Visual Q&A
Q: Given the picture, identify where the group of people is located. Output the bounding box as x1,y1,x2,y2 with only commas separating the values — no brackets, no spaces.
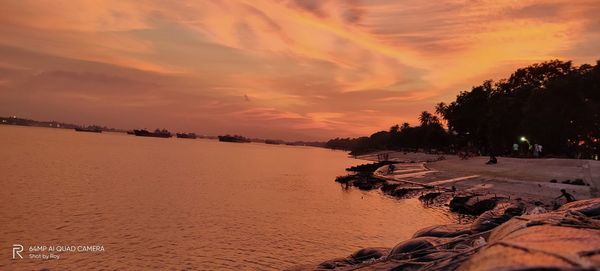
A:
513,142,543,158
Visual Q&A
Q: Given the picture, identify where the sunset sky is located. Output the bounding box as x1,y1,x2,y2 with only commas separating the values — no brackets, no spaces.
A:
1,0,599,140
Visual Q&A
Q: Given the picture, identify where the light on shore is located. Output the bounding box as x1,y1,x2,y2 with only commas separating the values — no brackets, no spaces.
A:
520,136,527,142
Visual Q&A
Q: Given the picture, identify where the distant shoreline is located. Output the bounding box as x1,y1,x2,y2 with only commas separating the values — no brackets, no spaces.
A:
0,116,327,147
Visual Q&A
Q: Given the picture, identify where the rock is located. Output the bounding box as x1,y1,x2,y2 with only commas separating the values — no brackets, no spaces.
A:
335,175,355,184
571,178,586,186
380,182,399,193
450,194,501,215
354,179,377,190
449,195,473,213
346,161,394,173
389,187,422,198
419,192,442,204
413,224,471,238
337,175,384,191
348,247,389,262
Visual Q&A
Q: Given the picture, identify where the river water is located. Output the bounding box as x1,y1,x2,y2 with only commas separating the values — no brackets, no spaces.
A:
0,125,453,270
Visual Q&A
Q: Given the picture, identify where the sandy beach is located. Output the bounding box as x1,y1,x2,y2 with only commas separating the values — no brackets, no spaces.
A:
358,152,598,202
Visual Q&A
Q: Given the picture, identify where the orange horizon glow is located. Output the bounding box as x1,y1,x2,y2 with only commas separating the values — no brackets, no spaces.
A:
0,0,599,140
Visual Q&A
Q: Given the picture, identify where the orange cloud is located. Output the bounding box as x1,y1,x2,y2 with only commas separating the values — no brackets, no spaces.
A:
0,0,599,140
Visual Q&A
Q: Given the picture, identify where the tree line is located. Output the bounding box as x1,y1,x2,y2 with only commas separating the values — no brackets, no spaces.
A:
326,60,600,159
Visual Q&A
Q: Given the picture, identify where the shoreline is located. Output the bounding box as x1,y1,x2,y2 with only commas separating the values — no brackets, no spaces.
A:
364,151,597,201
290,152,600,270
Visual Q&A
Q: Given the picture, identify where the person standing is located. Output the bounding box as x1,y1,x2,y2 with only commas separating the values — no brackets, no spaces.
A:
556,189,576,203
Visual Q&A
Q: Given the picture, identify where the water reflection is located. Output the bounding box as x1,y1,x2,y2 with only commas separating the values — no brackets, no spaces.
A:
0,126,453,270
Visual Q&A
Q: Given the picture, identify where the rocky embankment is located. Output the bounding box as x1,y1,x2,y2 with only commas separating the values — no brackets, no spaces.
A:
290,198,600,270
290,159,600,270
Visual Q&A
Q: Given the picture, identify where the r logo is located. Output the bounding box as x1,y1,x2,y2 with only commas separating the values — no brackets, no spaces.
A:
12,244,23,259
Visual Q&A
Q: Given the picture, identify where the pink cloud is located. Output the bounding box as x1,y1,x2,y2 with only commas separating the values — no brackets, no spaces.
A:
0,0,599,140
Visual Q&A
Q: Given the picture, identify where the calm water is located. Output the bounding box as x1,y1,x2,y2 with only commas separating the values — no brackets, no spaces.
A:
0,125,452,270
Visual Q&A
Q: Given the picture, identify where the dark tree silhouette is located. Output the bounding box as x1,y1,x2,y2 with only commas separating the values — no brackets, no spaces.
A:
326,59,600,159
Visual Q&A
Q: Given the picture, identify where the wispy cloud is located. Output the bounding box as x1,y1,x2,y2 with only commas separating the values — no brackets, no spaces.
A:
0,0,598,140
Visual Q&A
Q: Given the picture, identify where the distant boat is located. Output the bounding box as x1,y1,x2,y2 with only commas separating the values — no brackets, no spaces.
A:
265,139,283,145
133,129,172,138
176,133,197,139
75,127,102,133
218,135,251,143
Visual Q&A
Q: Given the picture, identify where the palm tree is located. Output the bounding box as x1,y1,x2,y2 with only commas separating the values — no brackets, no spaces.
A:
435,102,447,116
419,111,433,126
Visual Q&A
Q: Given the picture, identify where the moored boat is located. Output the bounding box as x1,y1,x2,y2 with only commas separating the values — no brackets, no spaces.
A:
264,139,283,145
75,126,102,133
176,132,197,139
218,135,251,143
133,129,172,138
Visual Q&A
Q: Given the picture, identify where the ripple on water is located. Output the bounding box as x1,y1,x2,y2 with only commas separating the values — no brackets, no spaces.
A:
1,126,454,270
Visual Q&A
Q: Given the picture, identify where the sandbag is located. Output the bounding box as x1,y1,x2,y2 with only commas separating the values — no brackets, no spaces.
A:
389,237,445,259
559,198,600,217
461,204,600,271
489,211,581,242
459,224,600,271
413,224,471,238
464,195,501,215
470,202,525,232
